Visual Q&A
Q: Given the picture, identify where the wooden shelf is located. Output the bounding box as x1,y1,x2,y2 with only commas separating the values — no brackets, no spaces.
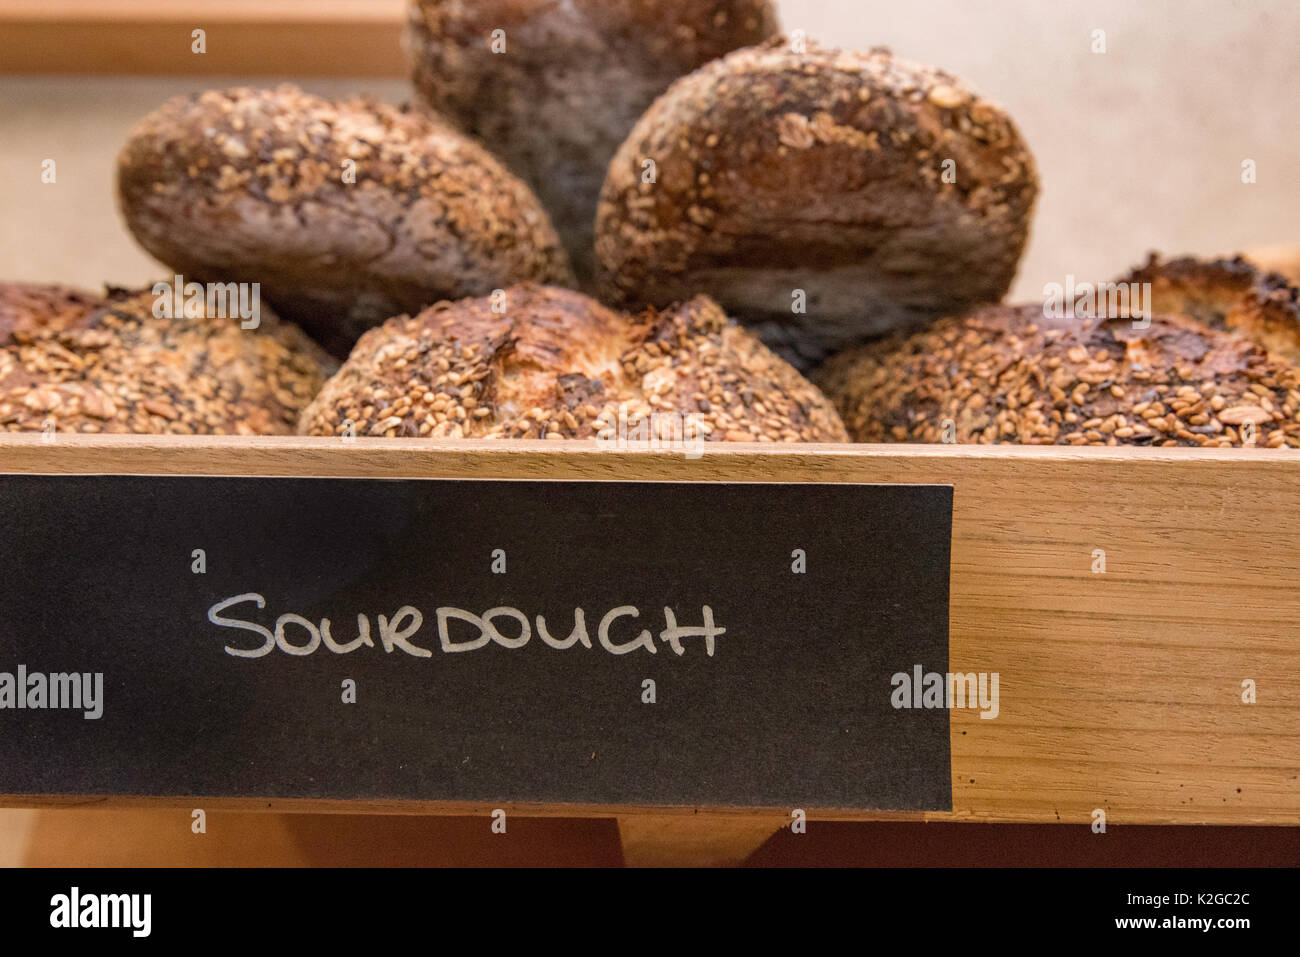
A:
0,0,407,75
2,435,1297,865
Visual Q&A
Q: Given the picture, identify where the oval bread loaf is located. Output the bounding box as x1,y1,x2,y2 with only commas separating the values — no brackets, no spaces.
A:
596,39,1039,367
117,85,573,356
299,283,847,442
407,0,780,279
818,304,1300,448
1,282,334,435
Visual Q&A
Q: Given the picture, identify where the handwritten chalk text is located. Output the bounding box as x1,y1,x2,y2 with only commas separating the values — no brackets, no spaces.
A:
207,594,725,659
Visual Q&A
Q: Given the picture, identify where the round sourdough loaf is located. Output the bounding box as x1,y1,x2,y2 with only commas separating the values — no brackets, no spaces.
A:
407,0,780,279
117,85,573,356
0,282,334,435
595,39,1039,367
1119,254,1300,364
298,283,847,442
817,304,1300,448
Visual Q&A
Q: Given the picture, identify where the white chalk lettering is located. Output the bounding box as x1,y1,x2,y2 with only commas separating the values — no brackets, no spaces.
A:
207,596,724,659
536,609,591,650
598,606,657,655
378,606,428,657
659,605,725,657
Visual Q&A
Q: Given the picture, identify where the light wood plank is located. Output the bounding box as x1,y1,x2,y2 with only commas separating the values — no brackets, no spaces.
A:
0,810,36,867
1,435,1297,826
618,814,781,867
0,0,406,76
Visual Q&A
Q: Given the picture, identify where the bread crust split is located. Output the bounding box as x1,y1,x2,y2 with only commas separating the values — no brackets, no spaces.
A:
1119,253,1300,365
117,84,573,357
299,283,847,443
0,282,334,436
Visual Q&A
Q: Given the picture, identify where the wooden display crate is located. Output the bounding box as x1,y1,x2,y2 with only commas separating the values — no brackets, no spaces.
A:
2,434,1297,866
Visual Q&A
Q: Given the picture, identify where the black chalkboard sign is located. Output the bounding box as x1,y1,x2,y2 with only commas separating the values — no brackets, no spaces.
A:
0,476,952,811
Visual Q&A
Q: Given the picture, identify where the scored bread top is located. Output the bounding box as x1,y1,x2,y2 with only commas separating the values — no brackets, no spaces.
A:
299,283,848,442
818,304,1300,448
1,283,334,435
1120,253,1300,365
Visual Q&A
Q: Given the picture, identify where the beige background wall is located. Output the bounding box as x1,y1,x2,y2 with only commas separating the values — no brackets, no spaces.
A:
2,0,1298,300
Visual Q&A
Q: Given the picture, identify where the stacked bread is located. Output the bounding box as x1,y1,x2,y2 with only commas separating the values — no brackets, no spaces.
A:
10,1,1296,447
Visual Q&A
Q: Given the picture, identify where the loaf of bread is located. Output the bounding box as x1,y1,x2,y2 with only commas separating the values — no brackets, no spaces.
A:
1119,253,1300,364
1,282,334,435
299,284,847,442
407,0,780,279
595,39,1039,368
818,305,1300,448
117,85,573,356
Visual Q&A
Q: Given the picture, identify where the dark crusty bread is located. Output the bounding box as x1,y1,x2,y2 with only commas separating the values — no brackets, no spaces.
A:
407,0,779,279
117,85,573,356
1119,253,1300,364
818,305,1300,448
595,39,1039,368
1,282,334,435
299,283,847,442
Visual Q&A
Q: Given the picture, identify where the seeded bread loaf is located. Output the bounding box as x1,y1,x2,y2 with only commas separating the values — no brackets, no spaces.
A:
818,305,1300,448
0,282,102,339
595,39,1039,368
117,85,573,356
299,283,847,442
407,0,780,280
1119,254,1300,364
1,283,334,435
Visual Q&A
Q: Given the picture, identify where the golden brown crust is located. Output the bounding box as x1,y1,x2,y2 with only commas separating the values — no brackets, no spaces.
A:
407,0,779,279
1,283,335,436
117,84,573,356
1119,253,1300,365
299,284,847,442
595,39,1039,367
0,282,102,343
818,305,1300,448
